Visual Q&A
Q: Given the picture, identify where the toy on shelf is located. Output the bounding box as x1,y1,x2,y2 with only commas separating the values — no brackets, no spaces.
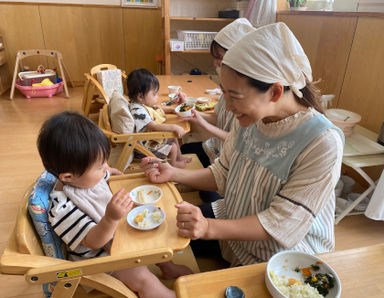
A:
10,49,74,99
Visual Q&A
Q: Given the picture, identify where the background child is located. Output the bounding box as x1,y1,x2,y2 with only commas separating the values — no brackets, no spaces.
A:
37,111,175,298
127,68,191,168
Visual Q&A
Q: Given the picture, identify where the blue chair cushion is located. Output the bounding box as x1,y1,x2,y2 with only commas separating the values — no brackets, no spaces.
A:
28,170,67,296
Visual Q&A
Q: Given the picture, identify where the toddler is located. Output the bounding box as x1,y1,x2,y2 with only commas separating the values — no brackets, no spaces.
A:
37,111,175,298
127,68,191,168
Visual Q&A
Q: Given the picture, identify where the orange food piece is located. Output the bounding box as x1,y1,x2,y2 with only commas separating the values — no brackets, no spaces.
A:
147,190,153,195
134,214,144,224
288,278,303,286
301,267,312,277
316,261,324,264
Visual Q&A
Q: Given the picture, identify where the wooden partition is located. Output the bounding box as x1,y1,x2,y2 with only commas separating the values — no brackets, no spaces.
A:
278,11,384,134
0,2,163,85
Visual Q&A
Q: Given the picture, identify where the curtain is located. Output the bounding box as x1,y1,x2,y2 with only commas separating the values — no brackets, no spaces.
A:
245,0,277,27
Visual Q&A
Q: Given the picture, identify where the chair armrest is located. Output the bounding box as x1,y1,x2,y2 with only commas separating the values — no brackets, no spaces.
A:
111,131,177,144
25,247,173,285
84,73,110,104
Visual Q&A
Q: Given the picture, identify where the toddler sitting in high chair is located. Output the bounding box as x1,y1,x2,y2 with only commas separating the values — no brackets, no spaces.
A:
37,111,177,298
127,68,192,168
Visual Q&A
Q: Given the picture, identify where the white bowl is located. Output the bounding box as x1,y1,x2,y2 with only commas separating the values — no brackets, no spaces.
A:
175,103,195,117
197,97,210,104
130,185,162,205
325,109,361,137
265,251,341,298
127,205,165,231
186,97,197,104
168,85,181,94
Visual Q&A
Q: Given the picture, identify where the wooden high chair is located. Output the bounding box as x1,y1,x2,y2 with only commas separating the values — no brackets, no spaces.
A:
0,183,174,298
99,104,188,173
82,64,127,117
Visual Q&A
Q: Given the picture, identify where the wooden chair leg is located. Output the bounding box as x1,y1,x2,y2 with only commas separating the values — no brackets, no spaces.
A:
10,54,20,100
58,57,69,98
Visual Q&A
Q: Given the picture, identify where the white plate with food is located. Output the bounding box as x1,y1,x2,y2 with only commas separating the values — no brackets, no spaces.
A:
127,205,165,231
265,251,341,298
130,185,162,205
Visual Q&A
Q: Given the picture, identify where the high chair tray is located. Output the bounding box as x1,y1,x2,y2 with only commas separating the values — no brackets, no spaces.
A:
108,173,189,256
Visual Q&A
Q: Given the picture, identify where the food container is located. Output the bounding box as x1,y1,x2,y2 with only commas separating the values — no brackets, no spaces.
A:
265,250,341,298
175,103,195,117
325,109,361,137
168,85,181,94
18,70,56,86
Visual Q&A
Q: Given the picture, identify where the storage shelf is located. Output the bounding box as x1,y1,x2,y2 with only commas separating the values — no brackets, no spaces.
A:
170,17,235,22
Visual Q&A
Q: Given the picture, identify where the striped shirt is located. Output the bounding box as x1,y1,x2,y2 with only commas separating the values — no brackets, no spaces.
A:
203,94,235,162
210,108,344,266
49,189,108,261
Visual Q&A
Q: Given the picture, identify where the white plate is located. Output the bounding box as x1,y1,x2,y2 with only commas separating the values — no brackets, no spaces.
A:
197,97,210,104
127,205,165,231
265,251,341,298
130,185,162,205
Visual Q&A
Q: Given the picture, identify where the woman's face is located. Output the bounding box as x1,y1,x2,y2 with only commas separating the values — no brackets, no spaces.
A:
213,46,226,68
220,65,272,127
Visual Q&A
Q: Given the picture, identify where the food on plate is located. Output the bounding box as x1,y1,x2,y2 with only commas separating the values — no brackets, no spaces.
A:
195,102,217,111
137,190,147,204
151,210,162,223
179,103,193,112
134,214,144,224
270,262,335,297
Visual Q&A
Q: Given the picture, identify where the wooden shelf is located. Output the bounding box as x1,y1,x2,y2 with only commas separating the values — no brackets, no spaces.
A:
170,17,235,22
172,50,210,54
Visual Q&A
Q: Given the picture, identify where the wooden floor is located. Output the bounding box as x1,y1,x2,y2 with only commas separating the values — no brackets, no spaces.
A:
1,88,384,297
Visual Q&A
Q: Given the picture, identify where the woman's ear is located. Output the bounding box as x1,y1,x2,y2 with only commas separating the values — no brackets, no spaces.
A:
270,83,284,103
59,172,75,183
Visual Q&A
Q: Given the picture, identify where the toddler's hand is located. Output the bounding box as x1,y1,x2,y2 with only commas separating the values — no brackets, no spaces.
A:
105,189,133,222
108,166,123,176
173,125,186,138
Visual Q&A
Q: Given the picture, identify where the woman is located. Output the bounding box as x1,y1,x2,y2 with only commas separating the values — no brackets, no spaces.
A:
142,22,344,267
181,18,255,169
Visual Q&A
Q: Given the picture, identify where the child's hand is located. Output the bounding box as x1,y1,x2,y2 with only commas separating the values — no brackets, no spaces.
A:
105,189,133,222
172,124,186,138
108,166,123,176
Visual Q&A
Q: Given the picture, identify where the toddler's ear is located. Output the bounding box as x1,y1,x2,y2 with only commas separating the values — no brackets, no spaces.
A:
59,172,75,183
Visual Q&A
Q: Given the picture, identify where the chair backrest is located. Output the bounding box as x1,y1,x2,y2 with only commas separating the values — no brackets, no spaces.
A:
90,64,117,76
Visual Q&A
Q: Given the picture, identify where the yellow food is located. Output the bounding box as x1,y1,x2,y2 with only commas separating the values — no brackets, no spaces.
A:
137,190,147,203
134,214,144,224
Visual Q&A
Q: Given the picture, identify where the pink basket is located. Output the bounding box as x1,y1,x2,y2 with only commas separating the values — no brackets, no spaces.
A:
15,81,64,99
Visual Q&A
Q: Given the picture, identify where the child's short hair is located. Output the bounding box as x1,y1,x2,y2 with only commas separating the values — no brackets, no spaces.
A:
127,68,159,102
37,111,110,178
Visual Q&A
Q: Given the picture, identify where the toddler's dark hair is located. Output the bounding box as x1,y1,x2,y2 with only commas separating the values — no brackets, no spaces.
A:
126,68,159,102
37,111,110,178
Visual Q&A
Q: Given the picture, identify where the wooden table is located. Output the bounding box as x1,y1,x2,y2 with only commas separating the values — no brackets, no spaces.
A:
175,244,384,297
108,173,190,256
157,75,220,114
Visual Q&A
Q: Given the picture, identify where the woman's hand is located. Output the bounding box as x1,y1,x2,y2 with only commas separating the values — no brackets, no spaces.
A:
180,109,207,128
141,157,175,184
174,91,187,104
176,201,210,240
105,189,133,222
